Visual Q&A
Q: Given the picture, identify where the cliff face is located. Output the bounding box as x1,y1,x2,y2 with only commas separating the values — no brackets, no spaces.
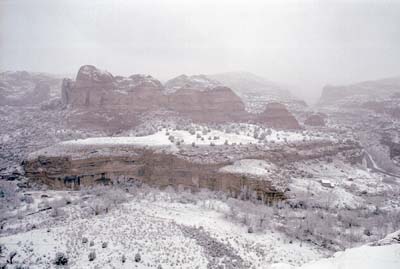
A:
164,74,246,122
256,103,301,129
62,66,249,129
23,135,362,202
61,65,304,131
24,145,284,202
63,65,165,111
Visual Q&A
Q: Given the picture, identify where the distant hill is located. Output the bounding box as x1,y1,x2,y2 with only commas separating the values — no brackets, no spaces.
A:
208,71,292,99
0,71,61,106
208,71,306,113
319,76,400,106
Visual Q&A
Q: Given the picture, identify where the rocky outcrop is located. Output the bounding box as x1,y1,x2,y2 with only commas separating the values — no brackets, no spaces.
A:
23,135,363,201
63,65,165,110
304,114,326,127
61,65,312,130
63,66,249,129
24,144,285,202
61,78,74,105
164,75,246,122
256,103,301,129
164,74,221,93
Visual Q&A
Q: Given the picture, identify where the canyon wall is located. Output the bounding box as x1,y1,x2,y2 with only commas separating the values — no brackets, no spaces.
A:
62,65,301,130
23,145,284,202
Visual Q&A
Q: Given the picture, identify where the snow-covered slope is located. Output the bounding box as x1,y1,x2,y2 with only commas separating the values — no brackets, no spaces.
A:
164,74,221,93
299,243,400,269
272,230,400,269
61,125,321,148
0,189,327,268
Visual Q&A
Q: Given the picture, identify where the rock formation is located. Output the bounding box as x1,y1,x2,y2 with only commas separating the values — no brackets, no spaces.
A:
23,134,362,202
62,66,248,129
164,74,246,122
256,103,301,129
63,65,165,110
24,143,285,202
304,114,326,127
60,65,308,131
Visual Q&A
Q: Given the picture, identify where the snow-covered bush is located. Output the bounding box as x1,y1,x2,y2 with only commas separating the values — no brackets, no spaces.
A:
135,253,141,262
54,252,68,265
7,251,17,264
50,206,65,218
88,251,96,261
84,186,128,215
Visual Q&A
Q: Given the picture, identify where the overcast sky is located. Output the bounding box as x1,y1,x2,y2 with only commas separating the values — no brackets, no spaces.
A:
1,0,399,103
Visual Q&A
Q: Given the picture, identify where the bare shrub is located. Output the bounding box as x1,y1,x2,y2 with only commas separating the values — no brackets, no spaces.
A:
135,253,141,262
88,251,96,261
54,252,68,265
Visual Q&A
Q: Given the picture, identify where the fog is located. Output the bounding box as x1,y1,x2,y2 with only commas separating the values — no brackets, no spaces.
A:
1,0,399,103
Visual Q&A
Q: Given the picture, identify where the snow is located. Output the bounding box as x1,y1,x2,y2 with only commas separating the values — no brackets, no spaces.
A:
289,159,388,209
270,235,400,269
219,159,277,177
0,190,327,268
61,125,322,148
298,244,400,269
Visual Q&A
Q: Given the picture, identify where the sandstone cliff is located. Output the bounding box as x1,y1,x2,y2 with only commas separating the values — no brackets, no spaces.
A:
164,74,247,122
24,143,286,202
62,65,165,111
61,65,305,131
62,66,249,129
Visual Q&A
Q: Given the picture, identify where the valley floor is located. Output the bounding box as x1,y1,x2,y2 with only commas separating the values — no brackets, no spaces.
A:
1,187,399,269
0,189,328,269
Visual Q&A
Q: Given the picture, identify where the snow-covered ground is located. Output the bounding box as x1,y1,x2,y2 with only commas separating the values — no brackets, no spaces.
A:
0,189,328,268
297,243,400,269
272,235,400,269
2,187,399,269
219,159,278,177
62,125,329,148
289,159,392,209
